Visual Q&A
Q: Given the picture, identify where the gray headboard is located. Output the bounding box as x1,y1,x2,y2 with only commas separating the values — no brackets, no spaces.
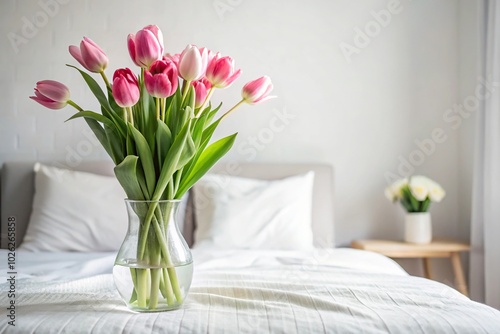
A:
1,161,334,249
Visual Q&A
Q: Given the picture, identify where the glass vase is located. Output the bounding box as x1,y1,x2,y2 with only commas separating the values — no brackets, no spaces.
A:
113,199,193,312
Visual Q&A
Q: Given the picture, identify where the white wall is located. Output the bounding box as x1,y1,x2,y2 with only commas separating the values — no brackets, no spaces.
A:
0,0,478,281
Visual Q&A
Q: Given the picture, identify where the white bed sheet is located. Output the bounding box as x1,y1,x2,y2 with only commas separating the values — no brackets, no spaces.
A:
1,248,499,333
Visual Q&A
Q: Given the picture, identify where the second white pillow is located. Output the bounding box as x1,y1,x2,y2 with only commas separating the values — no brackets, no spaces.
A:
193,171,315,250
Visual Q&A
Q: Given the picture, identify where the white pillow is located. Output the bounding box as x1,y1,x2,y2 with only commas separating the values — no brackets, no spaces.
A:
193,171,315,250
20,163,128,252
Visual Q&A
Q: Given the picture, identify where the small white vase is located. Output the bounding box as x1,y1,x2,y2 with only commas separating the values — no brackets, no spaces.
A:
404,212,432,244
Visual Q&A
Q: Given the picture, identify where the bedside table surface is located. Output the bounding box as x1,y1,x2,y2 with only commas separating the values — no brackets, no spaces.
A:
351,239,470,258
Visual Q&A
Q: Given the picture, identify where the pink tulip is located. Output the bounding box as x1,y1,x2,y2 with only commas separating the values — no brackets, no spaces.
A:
200,47,216,65
178,45,208,81
191,78,212,108
144,60,178,98
127,25,164,68
163,53,180,69
30,80,70,110
206,53,242,88
69,37,108,73
241,76,276,104
112,68,140,107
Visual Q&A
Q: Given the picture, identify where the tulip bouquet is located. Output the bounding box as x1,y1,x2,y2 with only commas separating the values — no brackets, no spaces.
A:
385,176,445,212
30,25,274,311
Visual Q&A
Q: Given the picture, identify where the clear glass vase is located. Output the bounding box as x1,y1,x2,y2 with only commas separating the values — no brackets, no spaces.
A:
113,199,193,312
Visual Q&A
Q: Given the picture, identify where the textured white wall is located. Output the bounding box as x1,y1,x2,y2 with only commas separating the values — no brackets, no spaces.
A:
0,0,476,267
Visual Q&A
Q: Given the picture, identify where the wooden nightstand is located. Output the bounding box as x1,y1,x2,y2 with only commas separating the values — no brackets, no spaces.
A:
351,239,470,296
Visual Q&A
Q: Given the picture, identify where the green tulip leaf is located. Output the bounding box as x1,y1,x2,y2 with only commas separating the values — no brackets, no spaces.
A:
201,117,222,145
181,117,223,182
104,124,125,164
152,120,194,201
126,131,136,156
167,88,183,136
191,112,209,147
83,118,115,164
114,155,145,200
128,124,156,196
139,87,156,149
67,110,114,127
67,65,127,138
420,198,431,212
135,162,151,199
176,132,237,198
156,120,172,170
176,126,196,169
205,102,222,126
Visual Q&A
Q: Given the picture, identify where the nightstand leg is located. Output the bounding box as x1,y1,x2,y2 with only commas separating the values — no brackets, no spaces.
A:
450,252,468,296
423,258,432,279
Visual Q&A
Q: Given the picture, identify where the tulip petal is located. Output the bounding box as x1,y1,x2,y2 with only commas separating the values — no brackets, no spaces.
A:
82,36,102,50
69,37,108,73
80,38,108,72
112,68,140,107
69,45,86,68
36,80,71,102
127,34,140,67
192,79,210,108
30,96,66,109
156,75,173,98
251,95,277,104
144,60,178,98
144,25,164,55
224,68,242,87
135,29,162,68
242,76,274,104
179,45,204,81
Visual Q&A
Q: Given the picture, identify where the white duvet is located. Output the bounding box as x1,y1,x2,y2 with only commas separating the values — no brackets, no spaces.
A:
1,248,499,333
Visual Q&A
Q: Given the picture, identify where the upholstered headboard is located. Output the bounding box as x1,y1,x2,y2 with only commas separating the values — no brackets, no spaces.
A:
0,161,334,249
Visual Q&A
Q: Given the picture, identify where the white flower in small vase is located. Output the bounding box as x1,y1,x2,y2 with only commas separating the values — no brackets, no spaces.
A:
385,176,446,244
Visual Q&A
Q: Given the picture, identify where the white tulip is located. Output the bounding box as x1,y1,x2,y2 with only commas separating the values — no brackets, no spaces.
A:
409,177,429,201
385,178,408,202
429,185,446,202
393,178,408,198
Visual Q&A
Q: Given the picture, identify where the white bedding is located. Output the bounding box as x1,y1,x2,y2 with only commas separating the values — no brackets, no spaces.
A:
1,248,500,333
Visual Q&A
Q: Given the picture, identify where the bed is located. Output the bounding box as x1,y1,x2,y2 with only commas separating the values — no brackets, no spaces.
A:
1,161,499,333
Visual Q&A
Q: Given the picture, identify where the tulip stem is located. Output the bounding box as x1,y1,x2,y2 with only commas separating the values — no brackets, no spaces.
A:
67,100,84,112
128,107,134,126
197,87,214,117
181,80,191,104
100,71,111,90
156,98,160,120
220,99,245,121
123,108,128,123
161,98,166,122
